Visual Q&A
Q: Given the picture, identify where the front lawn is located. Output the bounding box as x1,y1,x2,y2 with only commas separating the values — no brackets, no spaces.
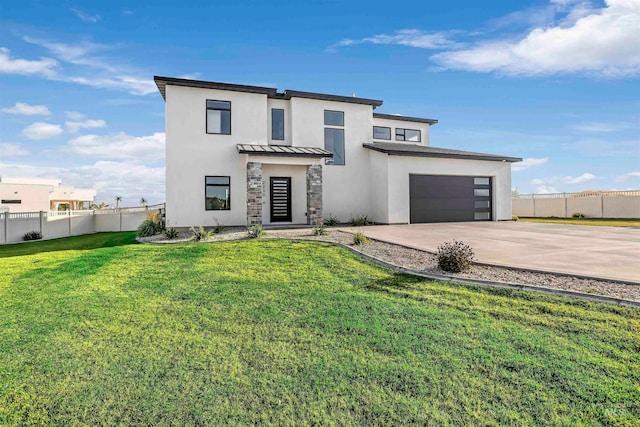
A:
0,234,638,425
518,217,640,227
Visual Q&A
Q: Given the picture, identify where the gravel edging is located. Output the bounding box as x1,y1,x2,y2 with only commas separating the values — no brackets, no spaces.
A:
138,228,640,305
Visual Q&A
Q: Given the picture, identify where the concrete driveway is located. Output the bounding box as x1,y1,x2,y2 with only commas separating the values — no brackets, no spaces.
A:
345,222,640,283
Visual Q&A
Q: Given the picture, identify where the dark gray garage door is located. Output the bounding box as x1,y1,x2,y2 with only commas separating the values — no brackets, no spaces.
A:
409,175,492,223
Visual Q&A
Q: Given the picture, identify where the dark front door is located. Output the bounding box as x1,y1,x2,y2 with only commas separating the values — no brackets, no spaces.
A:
270,177,292,222
409,175,492,223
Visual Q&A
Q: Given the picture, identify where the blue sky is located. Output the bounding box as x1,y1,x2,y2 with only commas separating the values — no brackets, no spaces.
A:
1,0,639,206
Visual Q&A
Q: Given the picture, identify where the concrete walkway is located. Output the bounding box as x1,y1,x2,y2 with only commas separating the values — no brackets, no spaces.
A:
342,222,640,283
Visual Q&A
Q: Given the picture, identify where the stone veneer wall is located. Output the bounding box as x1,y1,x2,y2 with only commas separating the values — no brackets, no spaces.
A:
246,162,263,225
306,164,323,225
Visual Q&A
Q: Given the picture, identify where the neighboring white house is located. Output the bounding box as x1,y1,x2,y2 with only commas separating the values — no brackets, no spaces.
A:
155,76,521,227
0,177,96,213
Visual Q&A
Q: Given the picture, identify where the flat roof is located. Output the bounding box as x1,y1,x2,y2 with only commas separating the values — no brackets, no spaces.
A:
154,76,383,107
363,142,522,163
373,112,438,125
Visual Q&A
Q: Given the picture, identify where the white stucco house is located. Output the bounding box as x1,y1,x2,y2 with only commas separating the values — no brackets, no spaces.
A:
154,76,521,228
0,177,96,213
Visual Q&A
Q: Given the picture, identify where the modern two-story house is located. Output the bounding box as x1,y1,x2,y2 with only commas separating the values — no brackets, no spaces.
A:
154,76,521,228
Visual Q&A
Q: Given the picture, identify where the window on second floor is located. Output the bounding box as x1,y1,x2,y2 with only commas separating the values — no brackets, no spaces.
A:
324,110,344,126
373,126,391,140
206,100,231,135
395,128,420,142
272,109,284,140
324,128,345,166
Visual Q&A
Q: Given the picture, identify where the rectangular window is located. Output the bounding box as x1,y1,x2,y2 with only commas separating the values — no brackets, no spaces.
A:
474,177,490,185
324,128,345,166
271,109,284,140
395,128,421,142
474,189,490,197
373,126,391,140
1,199,21,204
474,212,490,220
474,200,490,209
324,110,344,126
206,100,231,135
205,176,230,210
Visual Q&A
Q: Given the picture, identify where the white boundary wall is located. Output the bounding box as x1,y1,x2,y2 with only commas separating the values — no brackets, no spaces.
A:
513,191,640,218
0,204,164,244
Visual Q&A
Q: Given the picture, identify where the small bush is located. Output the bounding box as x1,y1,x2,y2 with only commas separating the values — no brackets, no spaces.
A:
313,225,327,236
212,217,226,234
164,227,179,239
137,220,160,237
325,214,340,226
572,212,585,218
350,215,372,226
22,231,42,241
353,232,368,245
436,240,475,273
247,225,265,239
190,226,213,242
512,215,519,221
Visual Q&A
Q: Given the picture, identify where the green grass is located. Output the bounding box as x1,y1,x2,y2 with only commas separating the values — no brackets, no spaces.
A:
0,234,638,426
519,217,640,227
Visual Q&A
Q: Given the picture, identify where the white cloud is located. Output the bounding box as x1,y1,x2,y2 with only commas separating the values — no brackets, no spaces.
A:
0,143,29,157
65,119,107,133
21,122,63,140
615,171,640,182
1,102,51,116
536,185,560,194
562,138,640,156
337,29,456,50
65,132,165,161
0,47,58,77
532,177,555,185
70,8,100,23
563,172,596,184
511,157,548,172
65,75,157,95
571,121,631,132
431,0,640,77
65,111,86,120
0,160,165,207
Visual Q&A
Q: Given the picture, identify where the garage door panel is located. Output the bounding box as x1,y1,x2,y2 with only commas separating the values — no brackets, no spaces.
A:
410,174,492,223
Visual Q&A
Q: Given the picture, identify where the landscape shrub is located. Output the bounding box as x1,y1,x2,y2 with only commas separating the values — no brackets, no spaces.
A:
137,220,160,237
512,215,519,221
350,215,372,226
22,231,43,241
572,212,585,218
212,217,226,234
164,227,179,240
325,214,340,226
190,226,213,242
247,225,265,239
436,240,475,273
313,225,327,236
353,232,368,245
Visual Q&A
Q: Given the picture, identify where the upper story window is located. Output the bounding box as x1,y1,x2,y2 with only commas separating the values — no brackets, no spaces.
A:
396,128,420,142
324,110,344,126
272,109,284,140
1,199,21,204
373,126,391,140
206,100,231,135
205,176,230,210
324,110,345,166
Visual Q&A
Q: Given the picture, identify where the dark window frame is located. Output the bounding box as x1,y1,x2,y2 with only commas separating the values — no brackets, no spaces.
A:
204,175,231,211
271,108,285,141
1,199,21,204
206,99,232,135
373,126,391,140
324,128,345,166
395,128,421,142
324,110,344,126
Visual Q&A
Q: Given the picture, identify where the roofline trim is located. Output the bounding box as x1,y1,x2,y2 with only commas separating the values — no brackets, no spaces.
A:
363,144,522,163
373,112,438,125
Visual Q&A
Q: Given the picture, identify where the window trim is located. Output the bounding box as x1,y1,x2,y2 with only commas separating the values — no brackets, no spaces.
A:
395,128,421,142
205,99,232,135
324,110,344,127
373,126,391,140
271,108,285,141
204,175,231,211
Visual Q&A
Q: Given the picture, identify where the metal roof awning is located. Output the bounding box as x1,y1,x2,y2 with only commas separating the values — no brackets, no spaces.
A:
363,142,522,163
237,144,333,158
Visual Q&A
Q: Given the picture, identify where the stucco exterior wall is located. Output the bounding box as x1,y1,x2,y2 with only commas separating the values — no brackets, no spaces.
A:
0,183,51,213
384,154,513,223
165,85,269,227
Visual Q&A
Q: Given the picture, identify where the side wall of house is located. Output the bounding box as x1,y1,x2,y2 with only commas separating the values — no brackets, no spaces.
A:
165,85,268,227
371,117,431,146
